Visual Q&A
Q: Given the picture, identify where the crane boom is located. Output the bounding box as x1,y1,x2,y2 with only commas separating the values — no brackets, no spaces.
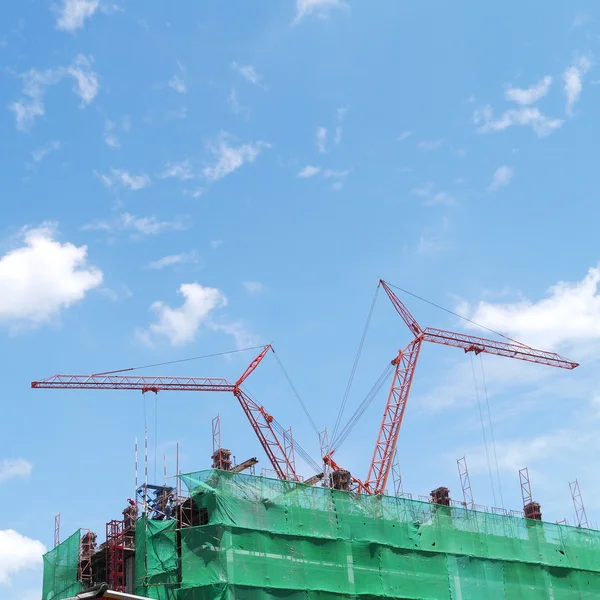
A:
235,345,273,387
234,389,298,480
364,339,422,494
31,375,233,393
380,280,423,337
422,328,578,369
31,346,300,481
356,280,579,496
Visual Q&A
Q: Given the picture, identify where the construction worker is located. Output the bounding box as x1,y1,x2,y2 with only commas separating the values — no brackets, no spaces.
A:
123,498,137,529
164,495,175,520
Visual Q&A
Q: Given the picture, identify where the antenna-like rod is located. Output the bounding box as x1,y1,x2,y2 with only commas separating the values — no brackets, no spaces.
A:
457,456,474,509
570,479,589,528
54,514,61,548
135,437,138,489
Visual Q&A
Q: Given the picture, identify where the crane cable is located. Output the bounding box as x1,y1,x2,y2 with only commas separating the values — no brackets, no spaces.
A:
330,363,394,453
272,349,320,436
271,418,322,474
331,284,380,446
240,386,322,474
385,282,530,348
92,345,267,376
479,355,504,508
470,354,497,507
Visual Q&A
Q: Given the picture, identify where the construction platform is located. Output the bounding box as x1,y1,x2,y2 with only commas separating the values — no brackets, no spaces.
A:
42,468,600,600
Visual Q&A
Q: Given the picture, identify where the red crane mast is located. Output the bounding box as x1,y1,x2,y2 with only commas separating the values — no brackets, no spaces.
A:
329,281,578,496
32,345,300,481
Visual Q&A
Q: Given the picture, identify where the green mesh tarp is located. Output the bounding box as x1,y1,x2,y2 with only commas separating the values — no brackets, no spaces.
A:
135,516,178,599
175,469,600,600
41,471,600,600
41,529,84,600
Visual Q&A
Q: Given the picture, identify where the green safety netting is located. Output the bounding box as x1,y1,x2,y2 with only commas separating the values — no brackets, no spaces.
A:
41,529,84,600
175,469,600,600
41,470,600,600
135,516,179,599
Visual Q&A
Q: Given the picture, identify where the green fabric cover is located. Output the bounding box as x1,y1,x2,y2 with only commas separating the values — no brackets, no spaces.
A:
135,516,178,599
41,470,600,599
175,469,600,600
41,529,84,600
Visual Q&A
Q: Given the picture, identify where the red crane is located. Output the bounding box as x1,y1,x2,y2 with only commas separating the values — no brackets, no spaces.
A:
327,280,578,495
32,345,300,481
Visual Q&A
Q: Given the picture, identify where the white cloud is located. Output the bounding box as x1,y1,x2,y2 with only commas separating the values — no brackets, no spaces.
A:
98,284,131,302
0,530,45,584
316,126,327,153
322,169,350,179
103,119,119,149
83,213,186,236
564,56,592,115
298,167,349,189
184,188,203,199
231,62,265,88
210,240,223,249
159,160,193,181
202,132,269,182
243,281,263,294
297,165,321,178
147,252,197,269
211,320,259,349
334,105,347,145
418,139,444,151
473,105,563,138
336,106,347,121
228,89,246,115
459,265,600,352
294,0,347,23
166,106,188,120
9,68,61,131
10,101,45,132
504,76,552,105
488,165,513,191
31,140,61,162
141,283,223,346
466,427,584,476
169,62,186,94
411,182,454,206
67,54,99,105
120,214,185,236
0,224,102,326
95,168,150,190
0,459,32,483
397,130,412,141
55,0,99,31
9,55,99,130
416,217,451,255
572,12,591,29
104,116,130,148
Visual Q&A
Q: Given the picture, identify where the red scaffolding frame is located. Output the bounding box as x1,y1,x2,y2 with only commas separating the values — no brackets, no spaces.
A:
79,528,94,587
106,519,125,592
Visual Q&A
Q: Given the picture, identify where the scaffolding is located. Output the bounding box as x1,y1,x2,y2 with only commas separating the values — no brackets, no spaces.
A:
106,520,125,592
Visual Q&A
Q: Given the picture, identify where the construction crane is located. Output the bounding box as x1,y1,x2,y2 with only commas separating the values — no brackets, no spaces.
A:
327,280,578,495
32,345,305,482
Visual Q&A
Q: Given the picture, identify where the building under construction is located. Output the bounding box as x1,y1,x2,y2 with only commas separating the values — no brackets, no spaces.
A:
38,281,599,599
42,466,600,600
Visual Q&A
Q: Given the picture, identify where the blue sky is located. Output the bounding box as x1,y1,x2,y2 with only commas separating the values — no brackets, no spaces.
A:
2,0,600,597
